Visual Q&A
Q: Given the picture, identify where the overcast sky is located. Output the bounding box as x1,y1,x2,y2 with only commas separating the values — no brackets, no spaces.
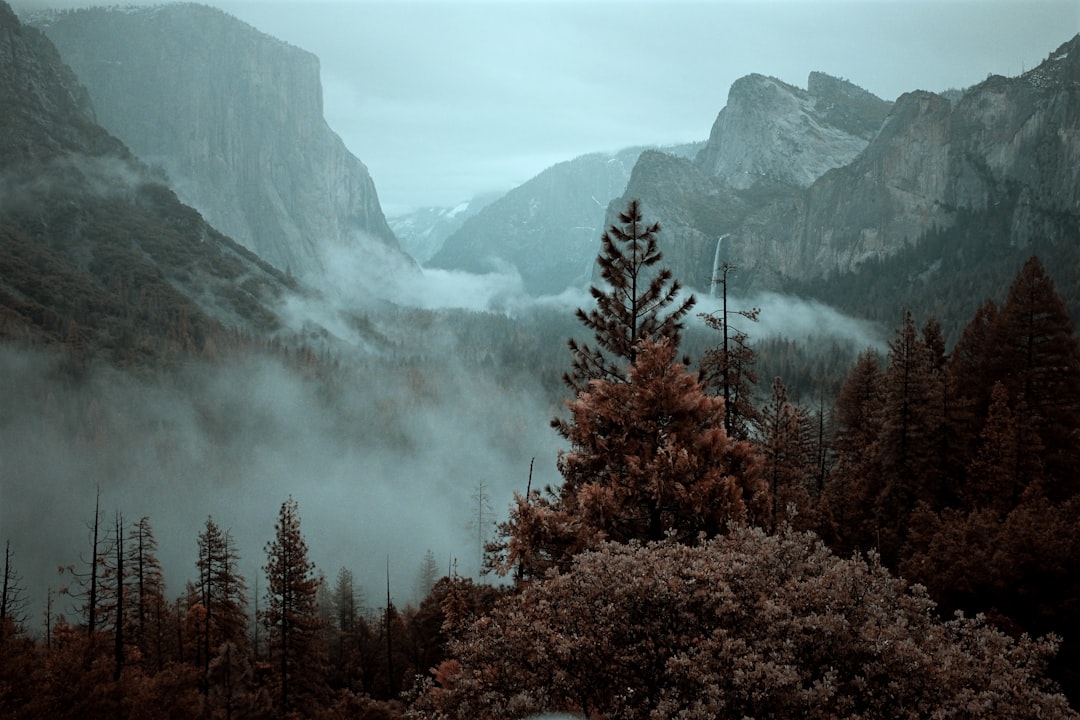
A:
19,0,1080,213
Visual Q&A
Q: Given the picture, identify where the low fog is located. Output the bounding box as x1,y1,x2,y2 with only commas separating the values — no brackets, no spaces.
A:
0,337,562,623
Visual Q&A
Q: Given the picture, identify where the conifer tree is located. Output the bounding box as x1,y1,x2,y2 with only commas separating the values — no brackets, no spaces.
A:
262,498,326,715
125,516,168,672
562,199,695,394
495,338,768,578
988,256,1080,499
756,376,814,527
193,516,249,693
820,349,884,555
699,262,760,439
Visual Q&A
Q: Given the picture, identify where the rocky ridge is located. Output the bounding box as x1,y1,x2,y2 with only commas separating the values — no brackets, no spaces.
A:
0,0,300,364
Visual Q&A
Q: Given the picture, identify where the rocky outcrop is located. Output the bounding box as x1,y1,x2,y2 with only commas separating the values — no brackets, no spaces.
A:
31,3,406,282
429,144,702,295
696,72,891,190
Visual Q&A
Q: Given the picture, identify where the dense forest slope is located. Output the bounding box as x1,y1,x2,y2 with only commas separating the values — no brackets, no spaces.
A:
29,3,408,281
0,1,297,367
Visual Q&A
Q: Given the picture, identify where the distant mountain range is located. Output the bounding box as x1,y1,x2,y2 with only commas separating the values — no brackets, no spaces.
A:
388,192,502,264
426,143,702,295
5,0,1078,359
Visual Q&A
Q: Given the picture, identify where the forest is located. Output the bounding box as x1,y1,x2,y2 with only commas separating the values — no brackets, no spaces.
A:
2,200,1080,719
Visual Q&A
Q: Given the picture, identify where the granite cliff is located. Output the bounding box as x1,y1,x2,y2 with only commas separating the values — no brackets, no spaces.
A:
0,0,298,364
614,49,1080,306
31,3,406,282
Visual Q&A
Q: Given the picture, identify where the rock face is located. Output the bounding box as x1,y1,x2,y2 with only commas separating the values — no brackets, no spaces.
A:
615,50,1080,295
429,144,702,295
31,3,405,281
696,72,891,190
0,0,297,363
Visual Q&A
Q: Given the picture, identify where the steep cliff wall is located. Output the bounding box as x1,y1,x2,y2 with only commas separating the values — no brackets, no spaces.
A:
696,72,891,190
619,42,1080,296
0,0,298,361
33,3,405,281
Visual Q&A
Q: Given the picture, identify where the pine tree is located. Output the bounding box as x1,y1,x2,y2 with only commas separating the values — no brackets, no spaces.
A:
874,310,937,562
756,376,814,527
262,498,326,715
699,262,760,439
988,256,1080,499
562,199,695,393
193,517,249,694
125,516,168,672
820,349,885,555
495,338,768,578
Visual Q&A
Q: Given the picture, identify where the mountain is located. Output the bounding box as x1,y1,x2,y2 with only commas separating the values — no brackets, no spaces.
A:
28,3,408,282
389,192,502,264
428,143,702,295
697,71,892,190
613,51,1080,326
0,0,298,367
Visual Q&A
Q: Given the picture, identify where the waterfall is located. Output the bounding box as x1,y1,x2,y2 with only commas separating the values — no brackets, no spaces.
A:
711,234,729,297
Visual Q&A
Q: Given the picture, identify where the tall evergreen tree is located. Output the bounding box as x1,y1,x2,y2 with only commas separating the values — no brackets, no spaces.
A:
562,199,695,394
988,256,1080,499
820,349,885,555
756,376,814,527
125,516,168,672
262,498,326,715
193,516,249,693
495,338,768,578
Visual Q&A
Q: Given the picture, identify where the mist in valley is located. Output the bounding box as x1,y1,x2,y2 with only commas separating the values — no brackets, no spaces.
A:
1,225,887,627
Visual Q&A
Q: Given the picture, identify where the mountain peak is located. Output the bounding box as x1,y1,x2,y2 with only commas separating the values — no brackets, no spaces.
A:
697,71,890,190
1021,33,1080,89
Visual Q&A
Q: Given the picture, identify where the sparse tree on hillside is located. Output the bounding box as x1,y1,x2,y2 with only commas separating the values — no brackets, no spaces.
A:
262,498,326,715
699,262,760,439
561,199,695,394
0,540,28,629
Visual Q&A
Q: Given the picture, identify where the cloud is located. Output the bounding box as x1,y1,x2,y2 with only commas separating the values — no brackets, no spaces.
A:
692,290,886,353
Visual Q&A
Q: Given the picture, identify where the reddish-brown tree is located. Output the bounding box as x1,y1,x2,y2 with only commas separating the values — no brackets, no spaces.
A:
262,497,327,715
494,338,768,578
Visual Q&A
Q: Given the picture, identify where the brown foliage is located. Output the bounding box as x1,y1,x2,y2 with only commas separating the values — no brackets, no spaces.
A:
415,527,1075,720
